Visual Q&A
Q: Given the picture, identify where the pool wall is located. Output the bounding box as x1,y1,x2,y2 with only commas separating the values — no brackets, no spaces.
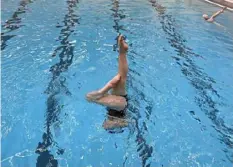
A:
204,0,233,10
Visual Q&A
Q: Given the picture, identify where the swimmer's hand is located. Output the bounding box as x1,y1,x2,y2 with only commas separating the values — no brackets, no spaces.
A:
221,6,227,13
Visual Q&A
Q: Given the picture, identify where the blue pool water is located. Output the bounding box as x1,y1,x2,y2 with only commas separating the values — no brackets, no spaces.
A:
1,0,233,166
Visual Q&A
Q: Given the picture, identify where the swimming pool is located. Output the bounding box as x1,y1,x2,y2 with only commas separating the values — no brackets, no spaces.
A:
1,0,233,166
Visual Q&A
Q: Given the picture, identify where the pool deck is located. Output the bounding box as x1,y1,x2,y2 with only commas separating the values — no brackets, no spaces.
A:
204,0,233,10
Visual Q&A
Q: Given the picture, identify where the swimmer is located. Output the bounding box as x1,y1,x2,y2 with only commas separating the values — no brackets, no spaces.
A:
86,34,128,112
203,6,227,23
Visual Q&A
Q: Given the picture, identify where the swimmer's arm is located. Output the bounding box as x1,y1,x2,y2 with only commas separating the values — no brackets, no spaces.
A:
210,11,222,19
210,7,226,19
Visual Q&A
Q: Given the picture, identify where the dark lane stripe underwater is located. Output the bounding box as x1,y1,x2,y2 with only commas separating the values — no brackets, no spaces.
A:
1,0,34,50
148,0,233,162
35,0,80,166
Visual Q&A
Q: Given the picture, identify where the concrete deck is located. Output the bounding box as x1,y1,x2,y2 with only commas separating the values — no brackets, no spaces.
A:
204,0,233,10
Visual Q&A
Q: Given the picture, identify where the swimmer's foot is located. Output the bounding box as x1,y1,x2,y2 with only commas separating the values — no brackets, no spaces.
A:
86,91,105,101
118,35,128,53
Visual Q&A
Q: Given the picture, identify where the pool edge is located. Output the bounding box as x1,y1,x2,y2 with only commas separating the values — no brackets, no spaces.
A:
203,0,233,11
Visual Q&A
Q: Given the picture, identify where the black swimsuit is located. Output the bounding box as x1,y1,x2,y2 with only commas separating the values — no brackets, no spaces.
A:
120,94,128,102
105,94,129,134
